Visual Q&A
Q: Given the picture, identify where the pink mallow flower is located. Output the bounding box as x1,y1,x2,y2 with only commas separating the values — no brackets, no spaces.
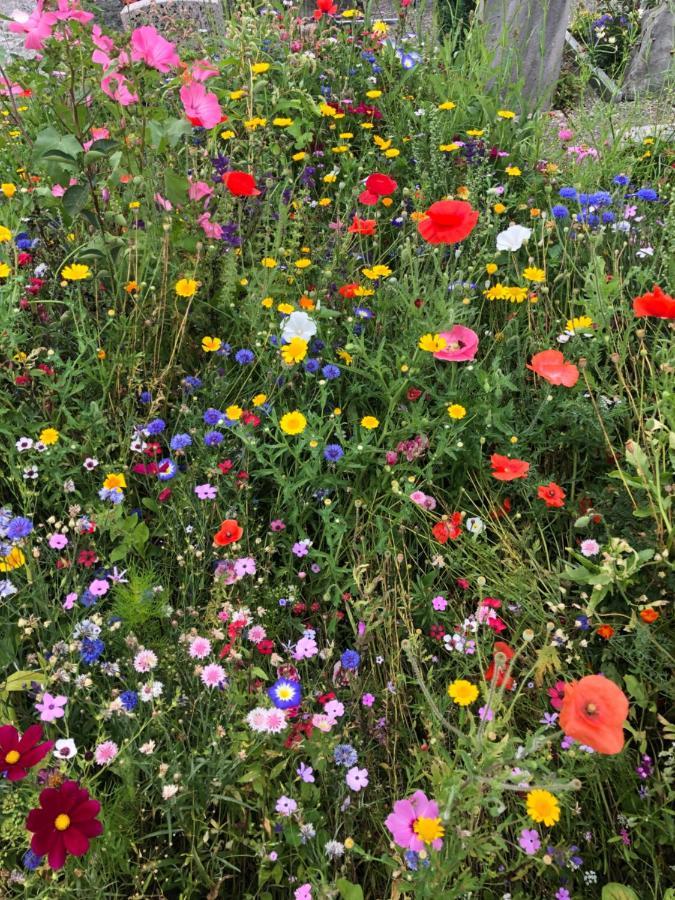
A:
130,25,179,72
385,790,444,851
101,73,138,107
9,2,57,51
179,83,224,130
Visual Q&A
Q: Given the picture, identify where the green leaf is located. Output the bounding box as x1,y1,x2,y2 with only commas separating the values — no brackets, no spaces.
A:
1,670,46,692
165,170,188,205
601,885,640,900
62,183,90,220
336,879,364,900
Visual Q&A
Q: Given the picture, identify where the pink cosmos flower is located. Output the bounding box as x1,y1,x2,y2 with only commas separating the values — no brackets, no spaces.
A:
433,325,479,362
179,83,224,130
35,692,67,722
130,26,179,72
94,740,118,765
89,578,109,597
189,637,212,659
100,73,138,107
385,790,444,851
201,663,226,688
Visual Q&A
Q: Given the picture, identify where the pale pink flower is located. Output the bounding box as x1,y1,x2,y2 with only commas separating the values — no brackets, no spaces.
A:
247,625,266,643
48,533,68,549
94,740,119,765
197,212,223,239
130,26,179,72
35,692,67,722
324,700,344,721
133,649,158,673
189,636,212,659
293,635,318,660
264,709,287,733
201,663,226,688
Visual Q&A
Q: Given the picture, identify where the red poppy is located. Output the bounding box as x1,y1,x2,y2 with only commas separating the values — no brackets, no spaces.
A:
490,454,529,481
559,674,629,754
485,641,514,690
358,172,397,205
313,0,337,19
632,284,675,319
348,215,377,235
213,518,243,546
640,608,659,624
222,171,261,197
527,349,579,387
417,200,479,244
537,481,566,508
596,624,614,640
26,780,103,869
0,724,53,781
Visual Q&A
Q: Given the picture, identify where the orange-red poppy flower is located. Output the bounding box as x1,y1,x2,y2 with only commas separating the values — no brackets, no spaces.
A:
313,0,337,18
527,350,579,387
537,481,566,508
485,641,514,689
358,172,397,205
348,215,377,236
640,608,659,624
559,674,629,754
490,454,530,481
596,624,614,640
338,283,360,299
417,200,479,244
632,285,675,319
214,519,243,546
222,171,260,197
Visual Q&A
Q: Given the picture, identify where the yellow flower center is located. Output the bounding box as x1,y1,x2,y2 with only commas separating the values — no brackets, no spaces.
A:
54,814,71,832
5,750,20,764
413,816,444,844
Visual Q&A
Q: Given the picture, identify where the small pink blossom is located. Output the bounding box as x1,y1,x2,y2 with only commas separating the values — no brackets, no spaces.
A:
133,649,158,673
432,595,447,611
201,663,226,688
189,637,212,659
94,740,119,765
35,692,67,722
345,766,369,791
48,533,69,550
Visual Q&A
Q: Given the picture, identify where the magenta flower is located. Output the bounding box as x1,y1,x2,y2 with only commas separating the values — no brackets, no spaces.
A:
130,26,180,72
35,692,68,722
180,83,224,130
384,790,444,851
433,325,479,362
9,4,57,52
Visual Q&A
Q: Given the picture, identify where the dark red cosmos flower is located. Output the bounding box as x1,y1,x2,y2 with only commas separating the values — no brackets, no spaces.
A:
26,780,103,870
632,285,675,319
485,641,515,690
417,200,479,244
222,171,261,197
256,639,274,655
0,724,53,781
348,215,376,235
537,481,566,508
490,454,529,481
359,173,397,205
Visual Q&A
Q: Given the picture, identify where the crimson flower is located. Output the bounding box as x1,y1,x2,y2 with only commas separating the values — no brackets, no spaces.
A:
485,641,514,690
417,200,479,244
26,780,103,869
0,724,53,781
490,454,529,481
358,172,397,205
632,284,675,319
222,171,261,197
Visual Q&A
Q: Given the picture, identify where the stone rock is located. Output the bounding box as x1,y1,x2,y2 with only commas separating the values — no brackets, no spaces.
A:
477,0,575,109
621,3,675,100
120,0,225,38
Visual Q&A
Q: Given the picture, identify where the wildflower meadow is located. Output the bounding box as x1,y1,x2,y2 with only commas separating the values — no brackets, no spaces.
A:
0,1,673,897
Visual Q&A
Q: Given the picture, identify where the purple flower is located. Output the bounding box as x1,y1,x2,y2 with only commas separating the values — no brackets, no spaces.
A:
518,828,541,855
292,540,311,557
275,795,297,816
345,766,369,791
555,890,571,900
297,763,315,783
194,483,217,500
35,692,67,722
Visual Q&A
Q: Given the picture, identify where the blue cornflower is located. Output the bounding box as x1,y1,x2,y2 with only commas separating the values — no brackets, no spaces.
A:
170,433,192,451
120,690,138,711
235,349,255,365
15,232,36,250
333,744,358,767
23,850,43,870
589,191,612,207
145,418,166,435
613,174,629,186
552,204,569,219
203,408,224,426
324,444,344,462
80,637,105,663
217,343,232,356
157,459,178,480
322,364,340,380
80,590,96,608
341,649,360,670
354,306,374,319
139,391,152,403
268,677,302,709
304,358,320,374
182,375,202,393
311,338,325,352
602,211,615,224
636,188,658,201
203,430,224,447
559,187,577,199
6,517,33,540
575,614,590,631
404,850,419,870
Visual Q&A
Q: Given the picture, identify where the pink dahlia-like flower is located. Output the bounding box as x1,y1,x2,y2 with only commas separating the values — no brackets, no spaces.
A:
384,790,444,851
433,325,479,362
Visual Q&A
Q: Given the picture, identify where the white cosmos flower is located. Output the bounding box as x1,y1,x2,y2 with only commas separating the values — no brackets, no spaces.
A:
281,311,317,343
496,224,532,251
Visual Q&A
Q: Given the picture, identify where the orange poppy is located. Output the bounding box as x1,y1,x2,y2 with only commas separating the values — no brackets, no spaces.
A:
527,350,579,387
632,285,675,319
338,283,360,299
417,200,479,245
490,454,529,481
596,624,614,640
639,608,659,624
559,674,629,754
348,216,377,236
214,519,243,546
537,482,566,508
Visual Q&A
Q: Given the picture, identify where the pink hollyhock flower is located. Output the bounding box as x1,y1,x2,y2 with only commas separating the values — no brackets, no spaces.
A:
9,2,57,51
179,83,224,130
189,180,214,202
434,325,479,362
385,790,444,851
130,26,179,72
190,59,219,81
100,73,138,107
197,212,223,239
